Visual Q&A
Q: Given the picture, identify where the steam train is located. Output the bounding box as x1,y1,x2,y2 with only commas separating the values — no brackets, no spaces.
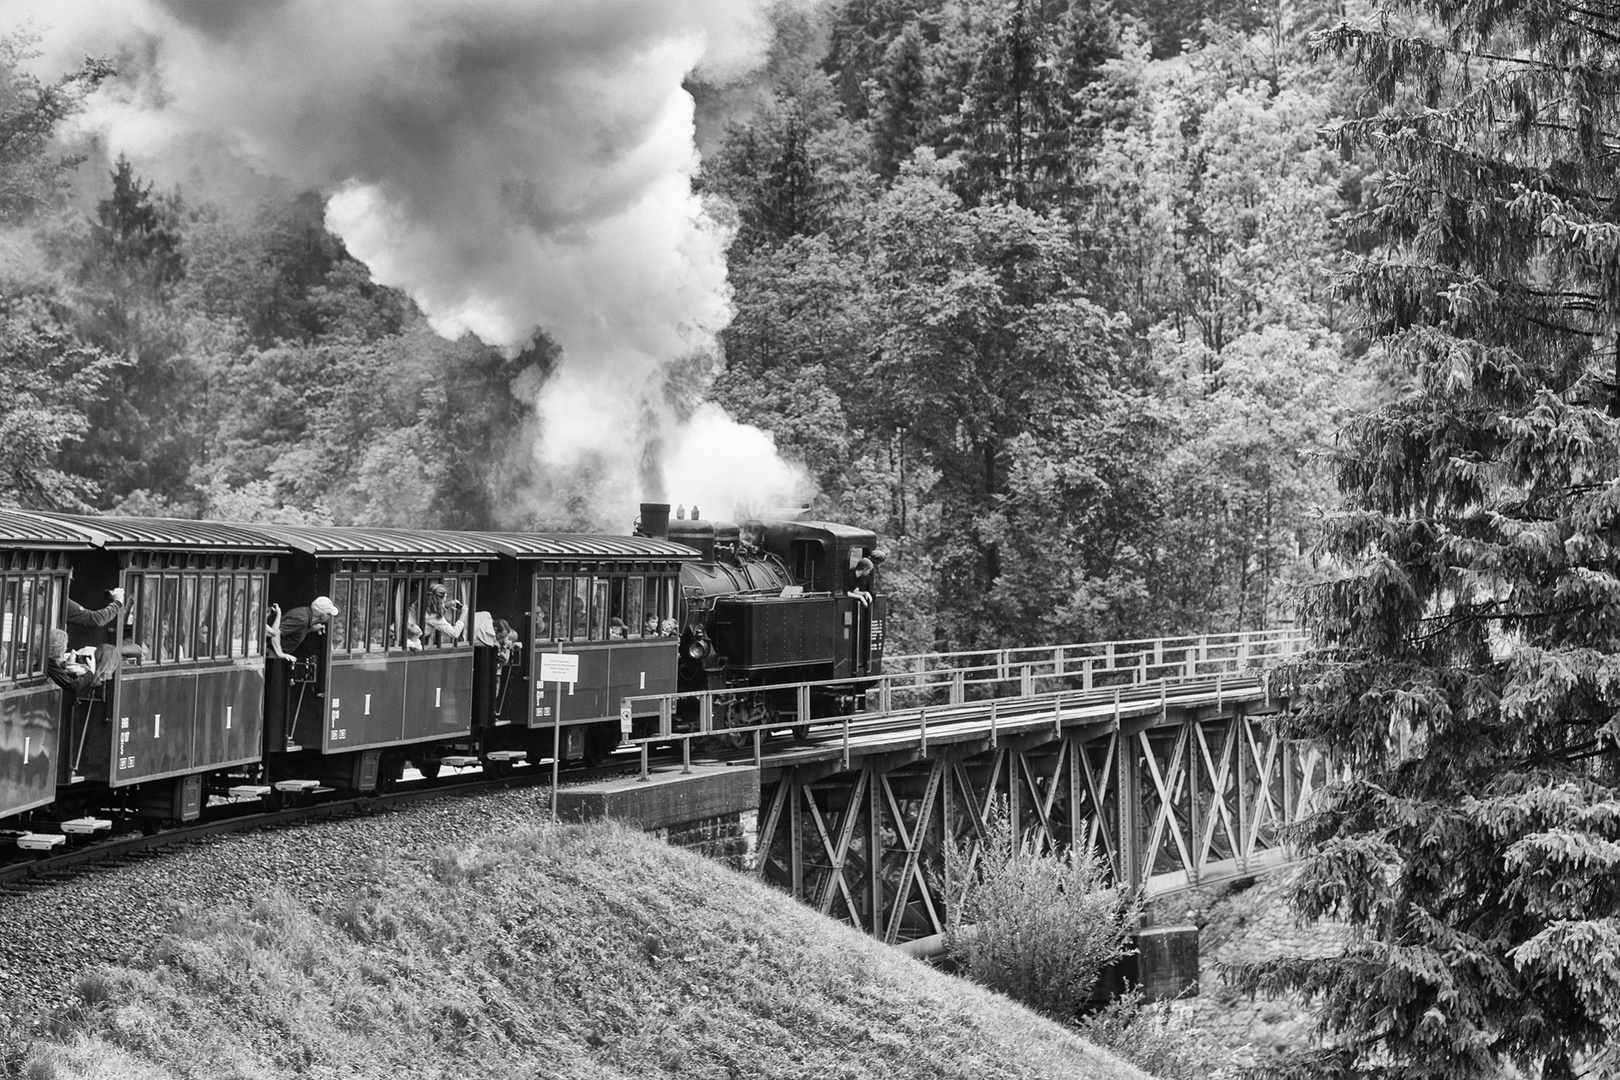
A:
0,503,886,842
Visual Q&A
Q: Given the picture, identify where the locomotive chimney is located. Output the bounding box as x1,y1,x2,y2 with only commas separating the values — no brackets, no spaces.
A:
639,502,671,540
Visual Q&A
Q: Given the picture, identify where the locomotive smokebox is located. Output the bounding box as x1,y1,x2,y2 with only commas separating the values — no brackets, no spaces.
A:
639,502,671,540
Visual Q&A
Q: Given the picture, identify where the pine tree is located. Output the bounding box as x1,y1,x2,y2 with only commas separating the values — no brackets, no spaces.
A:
1238,5,1620,1077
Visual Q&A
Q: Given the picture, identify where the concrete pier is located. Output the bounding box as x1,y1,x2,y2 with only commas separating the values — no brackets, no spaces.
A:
555,764,760,867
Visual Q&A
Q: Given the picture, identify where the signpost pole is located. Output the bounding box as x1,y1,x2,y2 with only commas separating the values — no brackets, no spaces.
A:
539,651,579,826
551,677,562,824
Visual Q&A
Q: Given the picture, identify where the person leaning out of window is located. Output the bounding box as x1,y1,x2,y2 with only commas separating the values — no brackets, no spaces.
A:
265,596,339,661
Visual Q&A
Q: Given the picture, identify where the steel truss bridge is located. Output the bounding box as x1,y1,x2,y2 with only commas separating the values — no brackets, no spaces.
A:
631,629,1323,946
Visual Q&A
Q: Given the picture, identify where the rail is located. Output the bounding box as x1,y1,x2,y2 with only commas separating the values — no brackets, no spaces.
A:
622,627,1310,779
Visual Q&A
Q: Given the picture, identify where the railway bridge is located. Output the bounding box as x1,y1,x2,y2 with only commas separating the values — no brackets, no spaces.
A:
605,629,1323,947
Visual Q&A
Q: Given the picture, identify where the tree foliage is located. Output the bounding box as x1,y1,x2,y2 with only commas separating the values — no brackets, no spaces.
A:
1236,5,1620,1077
945,795,1137,1021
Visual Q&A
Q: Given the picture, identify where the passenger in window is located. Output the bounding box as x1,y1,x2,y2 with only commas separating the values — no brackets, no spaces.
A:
495,618,521,664
46,629,119,695
265,596,338,661
66,587,125,629
423,583,466,643
644,614,660,637
608,617,627,639
659,618,679,637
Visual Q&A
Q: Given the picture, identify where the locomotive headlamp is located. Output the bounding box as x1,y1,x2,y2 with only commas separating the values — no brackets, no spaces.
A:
685,627,712,660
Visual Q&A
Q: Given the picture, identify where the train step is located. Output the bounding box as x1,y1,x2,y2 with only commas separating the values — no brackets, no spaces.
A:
16,833,66,852
272,779,322,793
228,785,273,799
59,818,112,835
440,755,480,768
485,751,527,763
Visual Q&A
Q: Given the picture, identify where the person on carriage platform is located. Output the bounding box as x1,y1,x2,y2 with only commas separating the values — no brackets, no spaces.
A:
265,596,338,660
66,587,125,630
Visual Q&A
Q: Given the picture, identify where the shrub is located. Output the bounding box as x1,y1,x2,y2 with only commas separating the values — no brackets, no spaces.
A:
943,796,1136,1020
1078,988,1231,1080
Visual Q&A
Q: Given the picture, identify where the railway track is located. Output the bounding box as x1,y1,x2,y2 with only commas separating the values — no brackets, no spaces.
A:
0,753,658,888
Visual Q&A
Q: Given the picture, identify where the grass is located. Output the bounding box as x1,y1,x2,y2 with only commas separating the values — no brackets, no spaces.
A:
14,823,1152,1079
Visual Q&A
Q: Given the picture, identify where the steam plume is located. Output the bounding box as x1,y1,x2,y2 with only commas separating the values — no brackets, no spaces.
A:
20,0,812,527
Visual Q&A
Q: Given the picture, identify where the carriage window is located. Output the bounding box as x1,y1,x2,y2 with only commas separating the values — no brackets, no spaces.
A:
213,577,232,659
0,574,68,682
591,579,608,641
643,577,660,634
456,578,472,642
328,578,349,652
365,578,384,650
344,579,366,652
246,577,264,657
534,577,553,642
18,577,36,676
195,576,215,658
555,577,571,641
625,576,643,638
177,576,198,661
158,576,178,662
137,576,159,657
229,576,247,655
571,577,590,641
0,578,16,680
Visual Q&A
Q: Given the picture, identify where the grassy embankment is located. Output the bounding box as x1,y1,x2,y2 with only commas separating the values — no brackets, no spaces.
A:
17,823,1151,1079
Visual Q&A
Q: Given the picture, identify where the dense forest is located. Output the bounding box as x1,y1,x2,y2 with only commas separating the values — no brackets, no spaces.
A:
0,0,1367,657
8,3,1620,1075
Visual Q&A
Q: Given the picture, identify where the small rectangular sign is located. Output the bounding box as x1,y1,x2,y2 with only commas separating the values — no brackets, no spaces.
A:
619,698,633,736
540,652,579,684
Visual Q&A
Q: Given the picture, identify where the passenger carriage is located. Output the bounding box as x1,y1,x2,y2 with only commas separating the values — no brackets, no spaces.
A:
0,511,89,828
467,531,696,766
32,513,284,828
250,525,499,791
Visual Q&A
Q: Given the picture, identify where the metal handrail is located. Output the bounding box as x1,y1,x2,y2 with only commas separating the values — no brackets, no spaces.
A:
622,627,1309,778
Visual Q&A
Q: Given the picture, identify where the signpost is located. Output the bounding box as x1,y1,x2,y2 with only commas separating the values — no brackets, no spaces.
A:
539,652,579,823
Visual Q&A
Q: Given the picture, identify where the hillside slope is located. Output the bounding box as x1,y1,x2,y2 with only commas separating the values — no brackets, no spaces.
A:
18,822,1149,1080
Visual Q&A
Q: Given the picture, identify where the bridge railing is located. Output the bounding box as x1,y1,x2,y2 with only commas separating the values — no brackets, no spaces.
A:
879,628,1308,703
621,627,1310,776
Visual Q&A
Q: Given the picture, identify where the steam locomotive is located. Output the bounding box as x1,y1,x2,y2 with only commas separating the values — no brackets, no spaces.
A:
0,503,886,842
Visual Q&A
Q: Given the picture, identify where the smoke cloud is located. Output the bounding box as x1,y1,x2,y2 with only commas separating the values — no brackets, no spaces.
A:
18,0,813,528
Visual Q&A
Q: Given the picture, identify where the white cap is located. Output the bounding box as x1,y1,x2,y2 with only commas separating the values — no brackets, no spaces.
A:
311,596,339,617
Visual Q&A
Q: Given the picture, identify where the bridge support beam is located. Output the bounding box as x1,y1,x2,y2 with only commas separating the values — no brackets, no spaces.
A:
758,693,1327,945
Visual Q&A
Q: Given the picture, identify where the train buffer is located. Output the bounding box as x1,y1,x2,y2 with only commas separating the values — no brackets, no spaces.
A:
13,833,66,852
59,818,112,836
272,779,327,795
